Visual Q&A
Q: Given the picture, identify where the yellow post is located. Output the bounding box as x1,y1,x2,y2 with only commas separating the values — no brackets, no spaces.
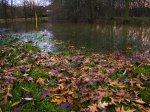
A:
35,12,38,31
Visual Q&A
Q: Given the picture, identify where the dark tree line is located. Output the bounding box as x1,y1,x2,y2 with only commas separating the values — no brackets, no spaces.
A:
0,0,49,23
50,0,150,22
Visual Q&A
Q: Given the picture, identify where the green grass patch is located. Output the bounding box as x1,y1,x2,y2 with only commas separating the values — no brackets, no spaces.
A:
87,82,108,90
135,64,150,75
1,81,66,112
0,37,19,46
139,89,150,103
30,68,49,79
62,51,70,56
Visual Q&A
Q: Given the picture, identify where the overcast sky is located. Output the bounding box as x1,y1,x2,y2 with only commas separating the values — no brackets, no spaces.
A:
11,0,50,6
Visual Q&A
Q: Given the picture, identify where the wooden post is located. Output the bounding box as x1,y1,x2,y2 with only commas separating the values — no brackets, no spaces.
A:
35,11,38,31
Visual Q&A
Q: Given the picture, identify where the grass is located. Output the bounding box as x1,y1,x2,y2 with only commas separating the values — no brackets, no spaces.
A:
135,64,150,75
0,17,48,24
1,81,66,112
136,65,150,103
30,68,49,79
0,37,19,46
0,38,150,112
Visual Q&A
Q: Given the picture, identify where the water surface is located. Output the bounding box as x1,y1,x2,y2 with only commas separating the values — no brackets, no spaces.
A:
0,23,150,52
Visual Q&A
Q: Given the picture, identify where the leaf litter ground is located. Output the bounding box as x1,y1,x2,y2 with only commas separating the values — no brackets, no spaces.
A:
0,41,150,112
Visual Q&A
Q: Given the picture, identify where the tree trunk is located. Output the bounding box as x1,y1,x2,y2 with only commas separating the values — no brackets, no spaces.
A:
23,0,27,23
124,0,129,21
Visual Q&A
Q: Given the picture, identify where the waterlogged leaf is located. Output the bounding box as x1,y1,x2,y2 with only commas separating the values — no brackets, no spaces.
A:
97,101,108,109
36,78,45,85
145,108,150,112
84,77,90,82
0,89,4,94
115,107,135,112
60,102,70,109
116,90,128,97
41,90,49,99
58,84,65,90
83,58,90,64
136,83,145,89
51,96,66,105
2,88,12,104
13,107,21,112
133,99,145,104
109,81,125,88
88,104,98,112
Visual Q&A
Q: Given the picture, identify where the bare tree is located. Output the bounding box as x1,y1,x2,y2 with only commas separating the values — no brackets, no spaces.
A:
23,0,27,23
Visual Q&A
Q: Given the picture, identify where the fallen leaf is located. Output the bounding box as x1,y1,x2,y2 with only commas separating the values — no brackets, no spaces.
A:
51,96,66,105
36,78,45,85
0,89,4,94
133,99,145,104
116,106,135,112
67,98,73,106
0,108,2,112
60,102,70,109
136,83,145,89
88,104,98,112
109,81,125,88
13,107,21,112
58,84,65,90
97,101,108,109
2,88,12,104
84,77,90,82
83,58,90,64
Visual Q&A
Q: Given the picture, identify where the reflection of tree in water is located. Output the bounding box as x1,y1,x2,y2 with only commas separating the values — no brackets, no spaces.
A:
127,26,150,50
51,24,150,52
1,23,150,52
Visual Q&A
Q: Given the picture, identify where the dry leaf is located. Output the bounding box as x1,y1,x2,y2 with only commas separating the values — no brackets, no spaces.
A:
36,78,45,85
2,88,12,104
116,106,135,112
136,84,145,89
0,89,4,94
0,108,2,112
51,96,66,105
97,101,108,109
133,99,145,104
84,77,90,82
88,104,98,112
109,81,125,88
58,84,65,90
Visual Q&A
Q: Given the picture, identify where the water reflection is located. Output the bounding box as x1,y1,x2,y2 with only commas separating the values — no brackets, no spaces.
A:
0,23,150,52
50,23,150,52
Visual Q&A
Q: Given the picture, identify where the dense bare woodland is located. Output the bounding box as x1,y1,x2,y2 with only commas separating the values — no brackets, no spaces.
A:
1,0,150,22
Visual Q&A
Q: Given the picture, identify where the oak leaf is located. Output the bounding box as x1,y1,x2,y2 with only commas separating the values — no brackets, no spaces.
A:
88,104,98,112
36,78,45,85
51,96,66,105
97,101,108,109
136,84,145,89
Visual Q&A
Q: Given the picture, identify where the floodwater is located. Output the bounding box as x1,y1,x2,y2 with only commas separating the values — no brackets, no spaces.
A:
0,22,150,52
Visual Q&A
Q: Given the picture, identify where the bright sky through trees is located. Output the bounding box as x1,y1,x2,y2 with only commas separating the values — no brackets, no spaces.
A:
9,0,50,6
